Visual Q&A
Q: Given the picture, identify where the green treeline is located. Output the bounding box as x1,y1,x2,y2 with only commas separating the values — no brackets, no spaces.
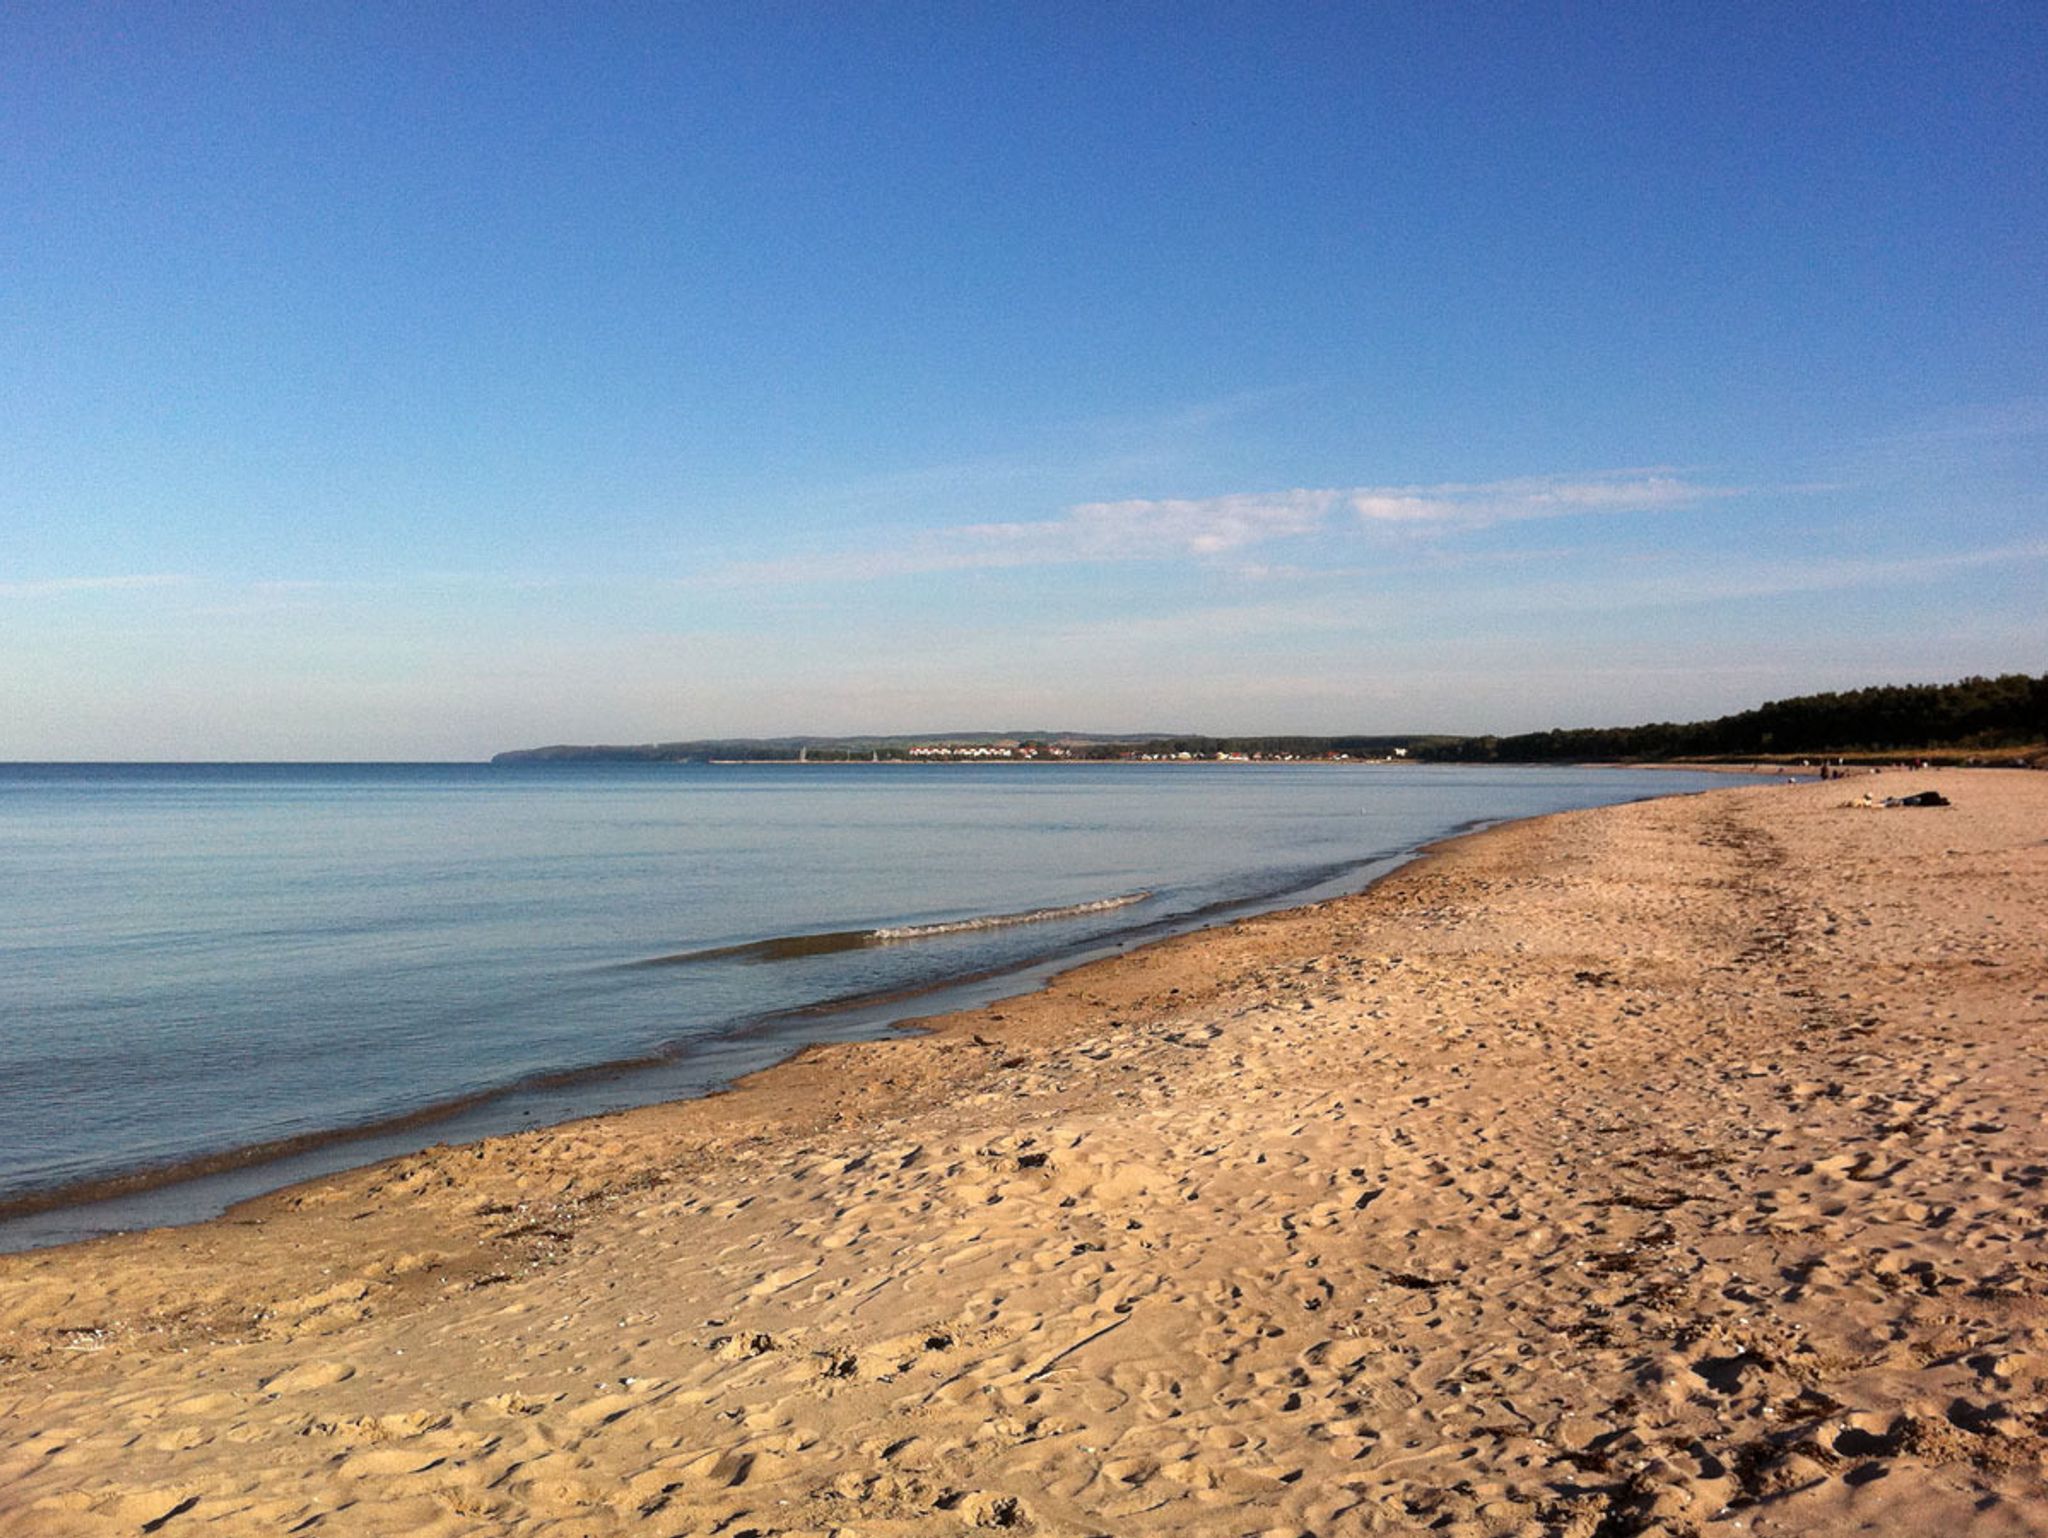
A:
1417,673,2048,763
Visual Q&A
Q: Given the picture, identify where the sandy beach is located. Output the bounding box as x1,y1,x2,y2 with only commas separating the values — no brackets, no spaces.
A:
3,770,2044,1537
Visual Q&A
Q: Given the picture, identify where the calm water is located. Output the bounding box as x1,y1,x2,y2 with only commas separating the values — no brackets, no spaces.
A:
0,761,1743,1248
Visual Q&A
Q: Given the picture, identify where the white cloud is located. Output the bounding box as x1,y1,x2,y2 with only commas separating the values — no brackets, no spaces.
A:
710,490,1339,585
964,487,1339,559
1348,472,1731,529
712,470,1734,586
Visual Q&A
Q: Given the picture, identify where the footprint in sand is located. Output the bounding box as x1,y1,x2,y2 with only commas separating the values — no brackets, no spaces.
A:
166,1390,244,1416
746,1264,820,1300
565,1391,641,1428
681,1444,792,1488
334,1445,448,1478
259,1359,357,1394
101,1488,203,1533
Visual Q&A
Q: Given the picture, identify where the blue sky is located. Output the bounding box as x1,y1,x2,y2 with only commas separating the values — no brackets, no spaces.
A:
4,3,2043,758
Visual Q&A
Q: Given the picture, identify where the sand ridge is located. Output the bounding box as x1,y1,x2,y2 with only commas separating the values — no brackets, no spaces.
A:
2,771,2045,1536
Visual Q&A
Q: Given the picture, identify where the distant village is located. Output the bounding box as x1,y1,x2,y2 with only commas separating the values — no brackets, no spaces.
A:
496,734,1439,765
895,741,1409,763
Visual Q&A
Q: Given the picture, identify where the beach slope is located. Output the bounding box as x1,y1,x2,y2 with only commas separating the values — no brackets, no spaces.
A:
3,772,2045,1536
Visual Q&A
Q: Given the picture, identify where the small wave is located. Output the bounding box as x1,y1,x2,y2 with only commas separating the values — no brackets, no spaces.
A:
636,890,1152,967
870,890,1151,941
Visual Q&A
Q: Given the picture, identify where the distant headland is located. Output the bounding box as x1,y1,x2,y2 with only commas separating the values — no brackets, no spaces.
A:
492,672,2045,768
490,732,1441,765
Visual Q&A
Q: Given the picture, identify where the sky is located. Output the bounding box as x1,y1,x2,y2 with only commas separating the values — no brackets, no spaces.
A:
3,3,2044,759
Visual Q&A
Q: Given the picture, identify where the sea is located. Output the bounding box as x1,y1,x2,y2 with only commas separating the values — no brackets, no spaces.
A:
0,760,1751,1251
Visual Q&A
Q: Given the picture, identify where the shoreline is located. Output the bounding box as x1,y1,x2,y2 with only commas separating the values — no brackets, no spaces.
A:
0,839,1441,1252
0,780,1682,1253
4,770,2044,1535
0,796,1549,1261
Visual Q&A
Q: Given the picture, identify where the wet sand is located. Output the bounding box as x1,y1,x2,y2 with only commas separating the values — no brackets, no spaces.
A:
2,770,2045,1536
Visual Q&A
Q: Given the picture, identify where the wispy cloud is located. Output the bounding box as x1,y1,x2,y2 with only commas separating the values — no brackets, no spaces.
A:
1608,538,2048,606
971,488,1338,558
714,470,1735,586
1468,537,2048,615
0,573,192,599
712,489,1337,585
1347,471,1731,528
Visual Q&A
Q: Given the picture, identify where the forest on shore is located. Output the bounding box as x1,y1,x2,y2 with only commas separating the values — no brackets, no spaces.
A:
1418,672,2045,763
